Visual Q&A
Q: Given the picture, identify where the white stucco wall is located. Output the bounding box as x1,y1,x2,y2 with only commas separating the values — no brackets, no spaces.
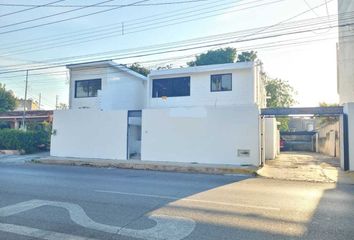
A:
100,77,146,111
265,117,278,160
338,0,354,104
69,66,146,110
147,64,260,108
141,105,261,166
50,109,127,160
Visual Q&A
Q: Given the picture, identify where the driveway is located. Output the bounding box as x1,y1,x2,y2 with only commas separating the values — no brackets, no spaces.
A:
258,152,341,182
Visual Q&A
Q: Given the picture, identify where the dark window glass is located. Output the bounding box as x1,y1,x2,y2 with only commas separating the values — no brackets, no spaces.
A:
211,74,232,92
75,79,101,98
152,77,190,98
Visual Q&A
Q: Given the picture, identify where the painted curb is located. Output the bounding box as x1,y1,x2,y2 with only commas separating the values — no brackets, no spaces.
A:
32,158,258,175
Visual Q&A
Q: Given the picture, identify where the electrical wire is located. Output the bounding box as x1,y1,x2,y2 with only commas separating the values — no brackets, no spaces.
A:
0,0,209,8
0,0,244,53
2,6,348,72
0,0,66,18
0,0,150,35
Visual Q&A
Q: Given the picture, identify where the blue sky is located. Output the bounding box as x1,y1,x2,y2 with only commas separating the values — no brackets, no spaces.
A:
0,0,339,109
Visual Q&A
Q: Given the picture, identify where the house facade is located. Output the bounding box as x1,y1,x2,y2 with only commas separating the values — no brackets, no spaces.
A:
147,62,265,108
67,61,147,110
51,60,276,166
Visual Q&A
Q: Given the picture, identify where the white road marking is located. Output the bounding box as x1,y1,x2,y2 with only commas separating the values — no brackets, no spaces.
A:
95,190,281,211
0,222,97,240
0,200,195,240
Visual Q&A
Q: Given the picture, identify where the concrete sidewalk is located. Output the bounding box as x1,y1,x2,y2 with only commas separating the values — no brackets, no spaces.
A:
0,152,49,164
257,152,354,184
35,156,258,175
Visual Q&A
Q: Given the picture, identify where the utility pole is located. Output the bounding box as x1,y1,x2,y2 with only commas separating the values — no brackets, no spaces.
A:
21,70,29,130
55,95,59,110
38,93,41,110
122,22,124,35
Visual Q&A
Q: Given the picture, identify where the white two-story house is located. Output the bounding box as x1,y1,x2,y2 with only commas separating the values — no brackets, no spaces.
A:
51,60,272,166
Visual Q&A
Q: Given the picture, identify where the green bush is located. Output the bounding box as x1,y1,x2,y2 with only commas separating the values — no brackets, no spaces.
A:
0,128,49,153
0,121,11,129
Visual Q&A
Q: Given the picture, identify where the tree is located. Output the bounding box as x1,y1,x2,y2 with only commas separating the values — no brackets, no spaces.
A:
128,63,150,77
265,78,296,108
156,64,173,70
264,76,296,131
57,103,68,110
237,51,258,62
187,47,237,66
317,102,340,126
0,83,17,112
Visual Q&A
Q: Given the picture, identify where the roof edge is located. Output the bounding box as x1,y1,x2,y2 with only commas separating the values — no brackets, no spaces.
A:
66,60,147,81
149,62,256,77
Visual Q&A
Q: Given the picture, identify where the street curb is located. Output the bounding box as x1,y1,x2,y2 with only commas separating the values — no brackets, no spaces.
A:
32,158,258,175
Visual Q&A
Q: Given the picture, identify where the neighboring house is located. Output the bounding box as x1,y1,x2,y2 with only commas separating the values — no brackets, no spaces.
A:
288,117,316,132
15,99,40,111
316,121,340,158
0,110,53,129
51,60,276,166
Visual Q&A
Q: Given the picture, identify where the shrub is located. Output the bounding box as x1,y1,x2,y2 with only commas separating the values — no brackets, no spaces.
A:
0,121,11,129
0,128,49,153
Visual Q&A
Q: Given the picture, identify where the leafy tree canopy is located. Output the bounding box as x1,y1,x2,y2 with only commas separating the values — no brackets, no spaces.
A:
265,77,296,108
187,47,237,66
237,51,258,62
264,76,296,131
319,102,339,107
318,102,340,126
128,63,150,77
0,83,17,112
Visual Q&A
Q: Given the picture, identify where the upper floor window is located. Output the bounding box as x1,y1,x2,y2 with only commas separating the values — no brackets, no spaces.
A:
211,73,232,92
75,79,101,98
152,77,190,98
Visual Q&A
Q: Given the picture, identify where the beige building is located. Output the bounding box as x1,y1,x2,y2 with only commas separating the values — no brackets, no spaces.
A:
337,0,354,104
15,99,40,111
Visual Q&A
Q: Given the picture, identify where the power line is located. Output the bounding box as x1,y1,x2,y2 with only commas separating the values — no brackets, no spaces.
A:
0,0,242,52
0,0,338,75
0,0,334,58
0,28,347,88
0,0,150,35
0,11,344,74
0,0,66,18
303,0,320,17
0,0,209,8
0,20,346,76
0,0,337,58
0,0,116,28
0,0,336,72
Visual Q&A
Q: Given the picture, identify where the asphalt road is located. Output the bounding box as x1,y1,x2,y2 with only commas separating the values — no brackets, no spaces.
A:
0,162,353,240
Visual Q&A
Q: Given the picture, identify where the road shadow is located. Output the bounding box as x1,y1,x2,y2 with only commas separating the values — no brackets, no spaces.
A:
301,183,354,240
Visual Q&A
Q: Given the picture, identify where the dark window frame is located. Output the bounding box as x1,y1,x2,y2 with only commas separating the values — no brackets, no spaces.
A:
74,79,102,98
152,76,190,98
210,73,232,92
